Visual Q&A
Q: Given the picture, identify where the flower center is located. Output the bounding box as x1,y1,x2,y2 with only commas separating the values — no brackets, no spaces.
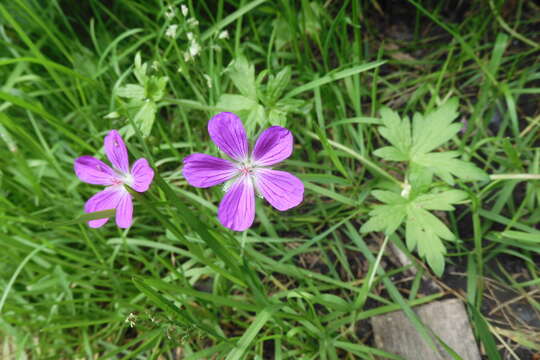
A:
112,172,134,187
238,161,255,177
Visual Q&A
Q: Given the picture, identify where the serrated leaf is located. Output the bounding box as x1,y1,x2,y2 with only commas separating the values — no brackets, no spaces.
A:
406,206,448,276
414,190,468,210
267,108,286,127
226,56,257,100
414,151,488,184
133,100,157,137
371,190,407,204
424,238,446,277
411,98,459,155
134,63,148,85
373,146,408,161
216,94,257,112
413,207,454,241
378,107,411,155
147,76,168,102
362,187,460,275
116,84,145,100
276,98,309,113
245,104,266,134
405,215,422,250
361,203,407,235
407,163,434,190
267,66,291,103
377,98,487,185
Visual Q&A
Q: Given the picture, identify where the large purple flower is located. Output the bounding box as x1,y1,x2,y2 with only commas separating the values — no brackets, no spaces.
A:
74,130,154,228
183,112,304,231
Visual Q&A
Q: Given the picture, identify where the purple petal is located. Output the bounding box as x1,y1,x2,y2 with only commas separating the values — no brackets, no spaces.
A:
218,177,255,231
252,126,293,166
254,169,303,211
84,186,125,228
104,130,129,173
74,156,118,185
208,112,249,161
183,153,238,188
131,158,154,192
116,191,133,228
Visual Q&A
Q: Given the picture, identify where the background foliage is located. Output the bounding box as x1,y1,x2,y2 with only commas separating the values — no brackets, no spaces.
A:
1,0,539,358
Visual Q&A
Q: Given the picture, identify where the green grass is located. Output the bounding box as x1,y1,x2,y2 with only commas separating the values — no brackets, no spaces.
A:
1,0,540,358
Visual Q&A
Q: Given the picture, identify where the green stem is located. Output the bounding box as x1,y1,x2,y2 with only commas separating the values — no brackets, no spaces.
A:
490,174,540,180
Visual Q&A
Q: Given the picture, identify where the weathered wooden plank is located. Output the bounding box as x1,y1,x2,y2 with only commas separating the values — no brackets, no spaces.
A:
372,299,481,360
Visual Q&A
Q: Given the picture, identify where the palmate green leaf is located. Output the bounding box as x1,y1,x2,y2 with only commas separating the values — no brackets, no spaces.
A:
360,203,407,235
375,98,488,185
411,98,460,155
406,205,452,276
267,108,286,127
215,93,266,134
414,189,468,210
378,107,411,157
216,94,258,112
373,146,408,161
414,151,489,185
406,213,446,277
146,75,168,102
360,190,407,235
246,104,266,133
266,66,291,104
362,189,466,276
116,84,145,100
371,190,407,204
133,100,157,138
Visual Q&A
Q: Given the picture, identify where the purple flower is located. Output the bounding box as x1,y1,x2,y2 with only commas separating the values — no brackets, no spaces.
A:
183,112,304,231
74,130,154,228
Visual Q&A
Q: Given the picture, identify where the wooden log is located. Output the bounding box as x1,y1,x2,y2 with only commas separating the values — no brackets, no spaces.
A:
372,298,481,360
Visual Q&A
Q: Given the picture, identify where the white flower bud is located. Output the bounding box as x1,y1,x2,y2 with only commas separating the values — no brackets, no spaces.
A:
187,17,199,27
164,5,175,19
181,4,188,17
165,24,178,38
189,41,201,57
218,30,229,39
203,74,212,88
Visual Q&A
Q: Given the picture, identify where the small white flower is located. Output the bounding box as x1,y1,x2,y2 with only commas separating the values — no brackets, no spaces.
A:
164,5,175,19
218,30,229,39
181,4,188,17
125,313,136,328
186,32,194,41
189,41,201,57
183,52,191,62
187,17,199,27
203,74,212,88
166,24,178,38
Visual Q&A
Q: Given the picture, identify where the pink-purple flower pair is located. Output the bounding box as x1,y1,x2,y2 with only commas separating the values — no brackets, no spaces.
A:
74,130,154,228
183,112,304,231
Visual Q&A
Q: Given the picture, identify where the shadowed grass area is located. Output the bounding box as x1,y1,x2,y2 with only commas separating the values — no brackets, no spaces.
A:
1,0,539,358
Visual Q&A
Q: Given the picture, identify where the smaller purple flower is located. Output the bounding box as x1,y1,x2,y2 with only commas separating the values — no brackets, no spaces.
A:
74,130,154,228
183,112,304,231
